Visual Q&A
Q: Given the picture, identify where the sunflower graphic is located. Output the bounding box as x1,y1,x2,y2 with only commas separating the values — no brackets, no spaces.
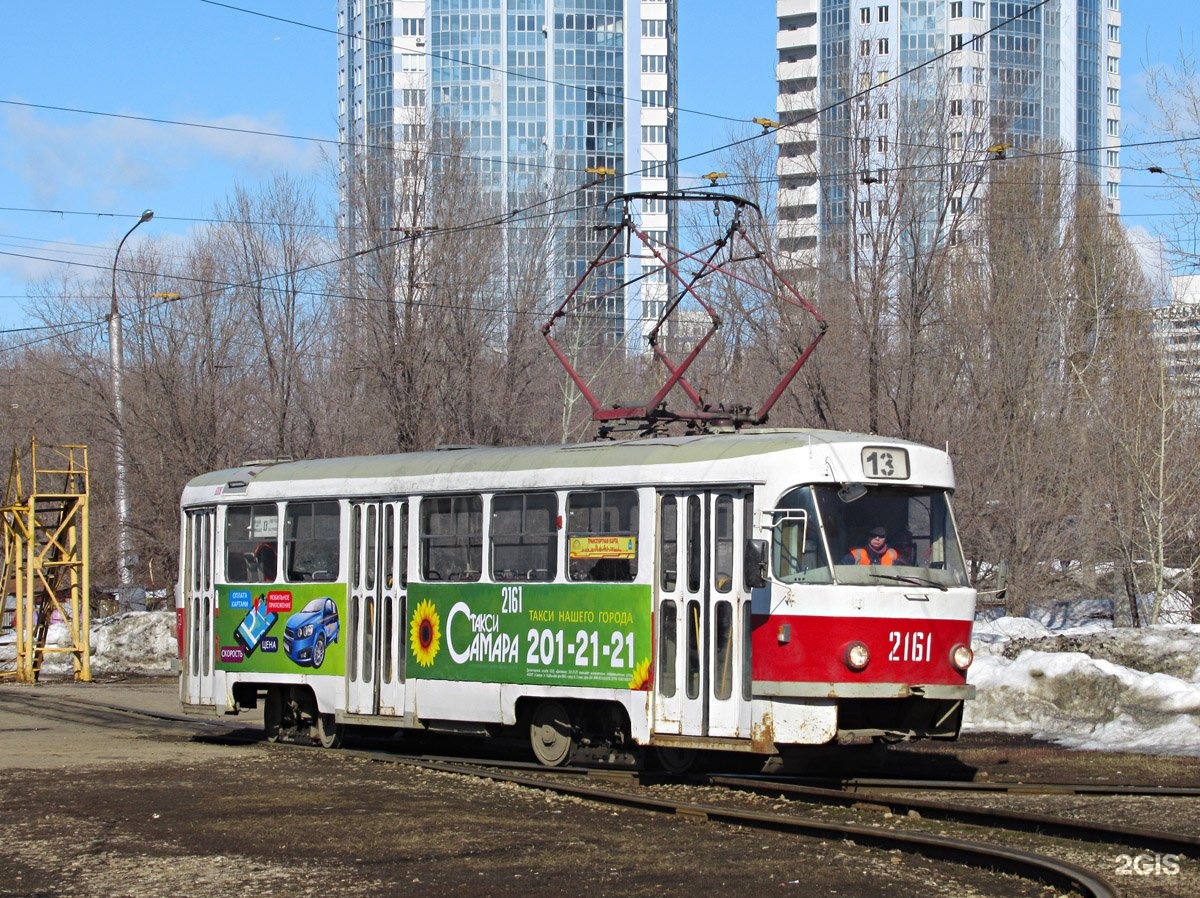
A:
629,657,652,690
410,599,441,668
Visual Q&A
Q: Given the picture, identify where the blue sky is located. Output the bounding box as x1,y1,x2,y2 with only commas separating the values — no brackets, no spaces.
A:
0,1,1194,329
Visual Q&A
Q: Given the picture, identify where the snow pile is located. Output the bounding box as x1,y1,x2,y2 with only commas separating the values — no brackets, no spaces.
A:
966,608,1200,757
84,611,178,674
0,611,178,676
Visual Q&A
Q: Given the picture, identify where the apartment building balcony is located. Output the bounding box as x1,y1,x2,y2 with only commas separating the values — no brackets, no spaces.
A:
777,56,817,84
777,154,817,178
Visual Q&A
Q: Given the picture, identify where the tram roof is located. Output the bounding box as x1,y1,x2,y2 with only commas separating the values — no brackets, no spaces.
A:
183,429,951,501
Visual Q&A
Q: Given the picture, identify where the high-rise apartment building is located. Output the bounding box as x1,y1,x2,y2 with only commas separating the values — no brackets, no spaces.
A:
775,0,1122,260
1156,275,1200,402
337,0,678,347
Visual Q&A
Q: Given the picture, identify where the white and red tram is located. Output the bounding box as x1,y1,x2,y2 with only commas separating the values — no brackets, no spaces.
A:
177,429,975,766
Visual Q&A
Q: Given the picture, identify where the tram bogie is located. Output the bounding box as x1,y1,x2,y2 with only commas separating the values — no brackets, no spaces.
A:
235,683,346,748
177,430,976,767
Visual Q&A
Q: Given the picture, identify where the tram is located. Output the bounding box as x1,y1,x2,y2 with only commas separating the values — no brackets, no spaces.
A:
176,429,975,767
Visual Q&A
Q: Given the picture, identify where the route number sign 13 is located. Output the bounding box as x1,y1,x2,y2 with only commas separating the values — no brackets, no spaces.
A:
861,447,910,480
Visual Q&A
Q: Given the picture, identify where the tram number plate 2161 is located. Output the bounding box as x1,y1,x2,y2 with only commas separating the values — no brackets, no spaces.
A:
888,630,932,663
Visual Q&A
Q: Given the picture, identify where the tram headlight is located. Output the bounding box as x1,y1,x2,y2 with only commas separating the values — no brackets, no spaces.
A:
950,643,974,671
844,641,870,671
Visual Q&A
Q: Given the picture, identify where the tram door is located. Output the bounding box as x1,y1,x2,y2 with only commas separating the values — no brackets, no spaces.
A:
181,507,217,708
654,491,753,739
346,501,408,717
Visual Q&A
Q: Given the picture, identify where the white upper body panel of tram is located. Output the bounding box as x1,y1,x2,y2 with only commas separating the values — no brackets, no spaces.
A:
179,429,956,506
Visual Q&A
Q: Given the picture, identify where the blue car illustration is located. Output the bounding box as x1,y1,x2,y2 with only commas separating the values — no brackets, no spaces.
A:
284,597,339,669
234,596,276,655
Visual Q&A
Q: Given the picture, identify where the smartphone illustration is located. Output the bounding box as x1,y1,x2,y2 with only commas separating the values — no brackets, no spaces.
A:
234,594,277,655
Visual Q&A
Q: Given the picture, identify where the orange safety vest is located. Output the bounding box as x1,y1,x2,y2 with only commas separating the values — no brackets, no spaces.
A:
850,547,898,566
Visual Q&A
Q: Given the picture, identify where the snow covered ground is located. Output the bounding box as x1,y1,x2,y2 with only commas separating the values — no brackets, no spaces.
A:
967,601,1200,757
3,603,1199,758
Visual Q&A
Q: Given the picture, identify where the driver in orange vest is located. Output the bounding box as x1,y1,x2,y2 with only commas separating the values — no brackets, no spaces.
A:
843,526,899,565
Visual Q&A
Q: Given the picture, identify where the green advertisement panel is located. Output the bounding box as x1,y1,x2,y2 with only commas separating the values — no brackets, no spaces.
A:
408,583,652,690
215,583,347,676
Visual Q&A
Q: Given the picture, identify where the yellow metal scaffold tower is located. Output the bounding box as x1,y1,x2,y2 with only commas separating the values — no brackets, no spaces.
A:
1,438,91,683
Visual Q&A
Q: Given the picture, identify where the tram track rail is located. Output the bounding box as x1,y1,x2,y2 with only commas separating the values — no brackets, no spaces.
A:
384,755,1121,898
799,775,1200,797
705,773,1200,859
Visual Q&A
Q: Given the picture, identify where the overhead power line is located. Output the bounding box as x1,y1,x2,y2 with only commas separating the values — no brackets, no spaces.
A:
198,0,747,125
1,0,1194,340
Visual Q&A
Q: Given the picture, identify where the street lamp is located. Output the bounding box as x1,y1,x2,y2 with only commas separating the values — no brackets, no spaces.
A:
109,209,153,607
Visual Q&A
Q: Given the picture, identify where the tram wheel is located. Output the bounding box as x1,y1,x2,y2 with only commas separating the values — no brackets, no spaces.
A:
264,688,283,743
529,700,574,767
313,713,343,749
651,747,697,775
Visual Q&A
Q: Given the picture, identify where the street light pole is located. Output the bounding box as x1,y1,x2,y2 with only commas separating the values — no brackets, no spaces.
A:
108,209,153,604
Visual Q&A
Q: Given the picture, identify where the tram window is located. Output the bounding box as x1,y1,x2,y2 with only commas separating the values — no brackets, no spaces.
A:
906,494,941,567
225,504,278,583
566,490,638,581
714,495,734,593
399,503,409,587
186,515,197,594
770,487,833,584
659,600,677,698
398,595,408,683
382,502,409,588
382,597,394,684
348,595,359,682
490,492,557,582
201,600,211,677
383,505,394,589
742,496,756,592
362,595,375,683
660,496,678,591
685,599,701,700
284,501,342,582
809,485,970,587
686,495,701,592
420,494,483,582
350,505,362,586
714,600,733,700
741,601,752,701
364,506,378,590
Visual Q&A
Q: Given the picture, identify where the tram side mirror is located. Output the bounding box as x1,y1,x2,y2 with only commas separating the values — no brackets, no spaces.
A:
838,483,867,503
745,539,769,589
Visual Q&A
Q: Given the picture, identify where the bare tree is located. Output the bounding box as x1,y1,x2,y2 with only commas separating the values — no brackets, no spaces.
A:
335,120,583,451
209,175,329,460
945,154,1166,612
1142,48,1200,269
1100,323,1200,623
800,61,989,439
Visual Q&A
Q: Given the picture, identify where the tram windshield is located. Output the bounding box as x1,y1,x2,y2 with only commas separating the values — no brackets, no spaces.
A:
769,485,969,589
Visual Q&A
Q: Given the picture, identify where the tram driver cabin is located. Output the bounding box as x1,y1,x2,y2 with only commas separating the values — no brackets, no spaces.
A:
178,429,976,766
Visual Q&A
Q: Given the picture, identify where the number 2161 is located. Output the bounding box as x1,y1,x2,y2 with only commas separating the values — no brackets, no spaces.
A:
888,630,931,662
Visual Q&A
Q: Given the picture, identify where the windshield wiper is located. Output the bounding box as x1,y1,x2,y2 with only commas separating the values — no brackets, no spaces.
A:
868,572,948,591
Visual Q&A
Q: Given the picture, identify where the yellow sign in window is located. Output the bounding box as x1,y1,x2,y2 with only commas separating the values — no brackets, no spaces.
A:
569,536,637,559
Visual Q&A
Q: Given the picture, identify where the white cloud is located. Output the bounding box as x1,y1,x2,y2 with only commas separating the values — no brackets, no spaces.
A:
1,104,328,212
